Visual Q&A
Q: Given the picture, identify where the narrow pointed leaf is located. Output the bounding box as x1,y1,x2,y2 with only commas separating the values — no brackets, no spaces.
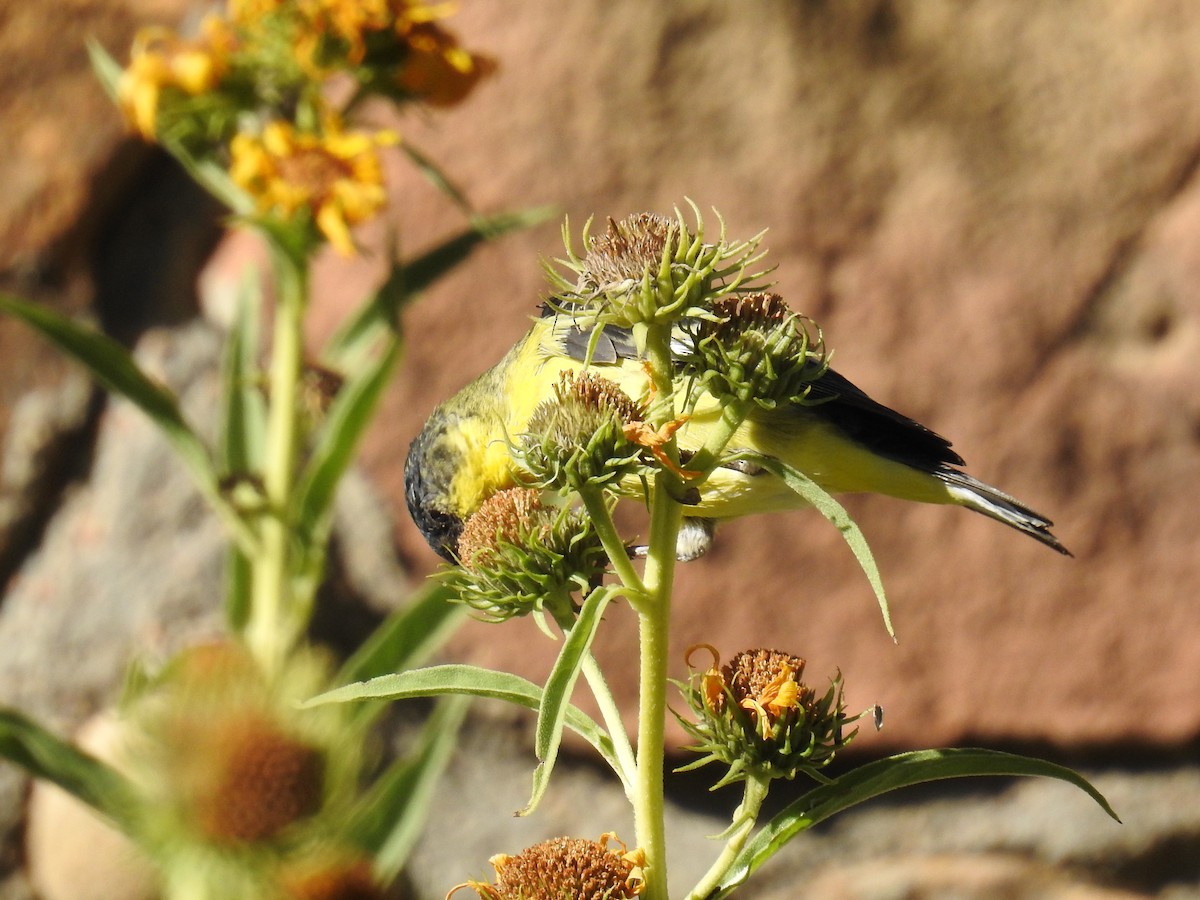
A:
712,748,1120,897
336,582,465,727
401,142,474,216
304,664,628,792
293,339,402,577
0,709,138,832
740,453,892,638
349,696,469,880
0,293,255,551
218,268,266,476
523,588,613,816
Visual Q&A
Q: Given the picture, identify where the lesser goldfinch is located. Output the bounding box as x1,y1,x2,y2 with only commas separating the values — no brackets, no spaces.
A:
405,309,1069,562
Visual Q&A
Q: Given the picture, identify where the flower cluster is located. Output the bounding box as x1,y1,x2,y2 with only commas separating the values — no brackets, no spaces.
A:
677,645,859,785
115,0,492,255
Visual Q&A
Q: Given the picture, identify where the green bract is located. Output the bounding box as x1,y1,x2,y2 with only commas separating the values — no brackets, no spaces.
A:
446,488,608,622
517,371,649,494
544,202,772,329
679,292,829,409
677,648,858,788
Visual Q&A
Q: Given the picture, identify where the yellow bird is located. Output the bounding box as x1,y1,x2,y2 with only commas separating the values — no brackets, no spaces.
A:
404,308,1069,562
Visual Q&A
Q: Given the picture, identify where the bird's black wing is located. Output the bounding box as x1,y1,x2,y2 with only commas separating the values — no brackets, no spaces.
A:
549,317,964,471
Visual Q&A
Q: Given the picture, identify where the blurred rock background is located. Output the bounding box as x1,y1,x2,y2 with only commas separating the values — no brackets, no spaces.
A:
2,1,1199,897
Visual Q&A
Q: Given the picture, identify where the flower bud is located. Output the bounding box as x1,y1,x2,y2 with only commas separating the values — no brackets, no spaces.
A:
517,371,648,493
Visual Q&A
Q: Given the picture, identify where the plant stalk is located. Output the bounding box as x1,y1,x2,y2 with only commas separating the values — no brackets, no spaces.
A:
632,319,684,900
246,245,307,677
686,772,770,899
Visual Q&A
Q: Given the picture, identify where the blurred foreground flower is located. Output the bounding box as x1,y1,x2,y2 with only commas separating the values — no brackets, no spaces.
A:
117,15,236,139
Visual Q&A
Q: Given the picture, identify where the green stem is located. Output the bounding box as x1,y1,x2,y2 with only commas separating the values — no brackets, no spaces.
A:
630,319,687,899
581,652,638,794
246,245,307,677
682,397,752,478
686,772,771,900
634,476,682,900
578,487,647,604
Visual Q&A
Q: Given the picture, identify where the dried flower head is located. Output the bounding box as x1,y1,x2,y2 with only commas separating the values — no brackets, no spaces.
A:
680,292,828,408
118,641,362,858
677,645,859,786
451,833,646,900
545,204,772,329
518,371,648,493
447,488,608,621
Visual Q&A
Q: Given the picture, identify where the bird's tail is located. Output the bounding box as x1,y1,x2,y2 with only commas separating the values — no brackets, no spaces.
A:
937,470,1071,556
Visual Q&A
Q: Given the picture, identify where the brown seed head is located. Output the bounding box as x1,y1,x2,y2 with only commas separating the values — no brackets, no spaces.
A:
480,834,646,899
456,488,548,570
582,214,675,290
193,711,325,844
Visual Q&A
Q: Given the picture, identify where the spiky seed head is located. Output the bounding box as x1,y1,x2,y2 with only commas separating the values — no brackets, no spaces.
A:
681,292,828,408
544,204,772,328
447,487,608,621
518,371,648,493
452,833,646,899
677,645,859,785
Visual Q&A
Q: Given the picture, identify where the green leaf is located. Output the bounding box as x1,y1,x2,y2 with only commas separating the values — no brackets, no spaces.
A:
0,709,138,833
0,293,255,553
712,748,1120,897
348,695,469,881
740,453,893,639
401,143,475,217
87,39,124,103
304,664,629,792
523,588,614,816
224,547,253,633
335,582,466,728
292,338,402,597
218,267,266,477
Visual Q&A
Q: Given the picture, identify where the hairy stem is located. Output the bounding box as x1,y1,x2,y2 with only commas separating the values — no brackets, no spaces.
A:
686,772,770,899
246,245,306,677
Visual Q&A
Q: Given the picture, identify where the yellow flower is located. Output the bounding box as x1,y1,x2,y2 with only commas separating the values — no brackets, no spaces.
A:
229,119,397,255
117,15,235,139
